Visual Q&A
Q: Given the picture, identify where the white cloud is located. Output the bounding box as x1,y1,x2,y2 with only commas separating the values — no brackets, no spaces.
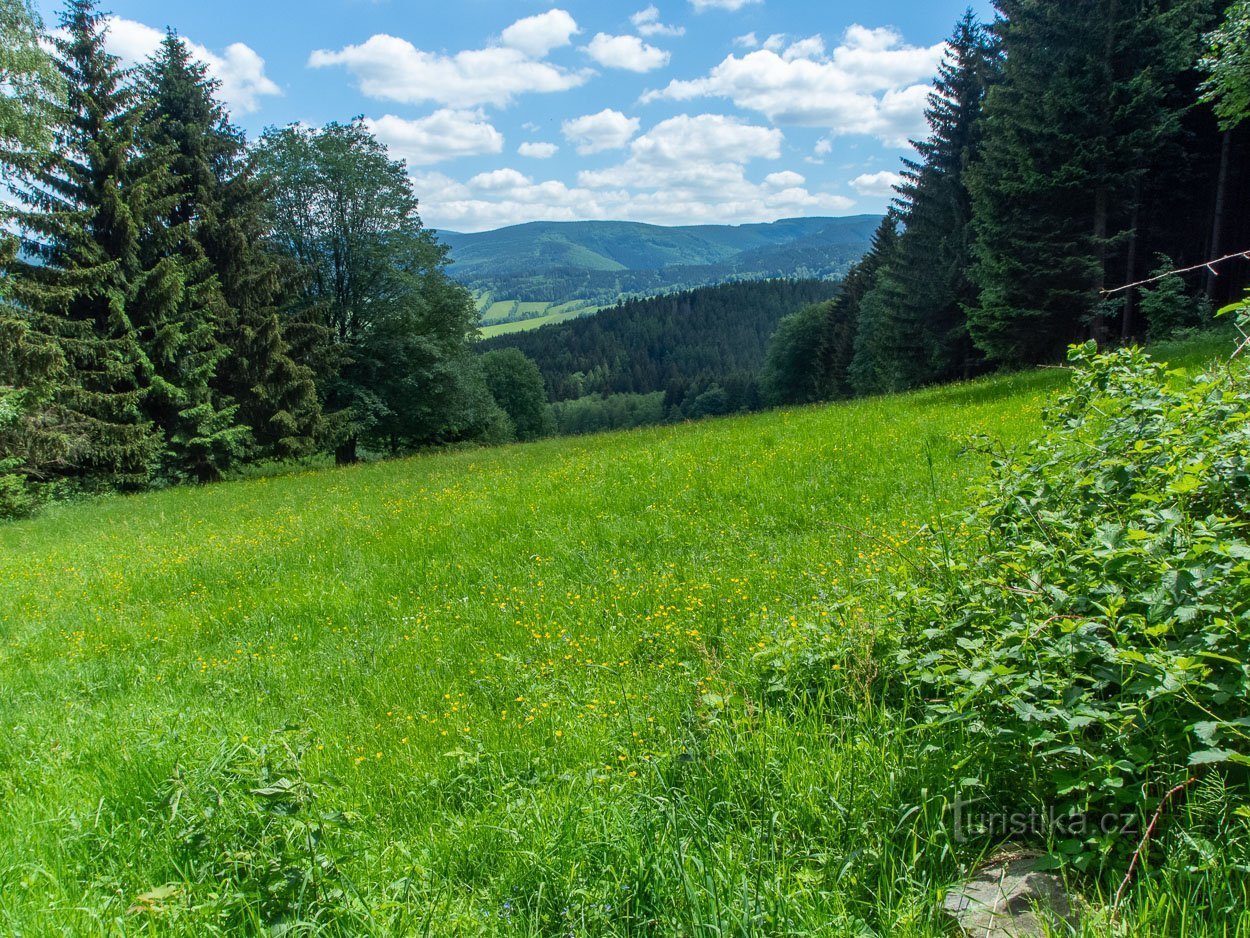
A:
764,170,805,188
562,109,640,154
626,113,781,167
734,32,758,49
500,9,580,58
414,113,853,231
366,111,503,166
518,141,559,158
309,14,590,109
642,23,943,146
419,166,853,232
585,33,670,72
783,36,825,61
102,17,279,114
850,170,902,196
691,0,762,11
632,6,685,37
814,138,833,155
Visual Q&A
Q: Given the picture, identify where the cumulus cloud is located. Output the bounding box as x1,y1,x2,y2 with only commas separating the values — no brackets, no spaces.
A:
585,33,670,72
365,111,503,166
763,170,805,188
309,10,590,108
783,36,825,61
561,109,640,154
518,141,559,158
691,0,762,11
500,9,579,58
102,16,279,114
850,170,903,196
625,113,781,167
642,23,943,146
414,112,853,232
632,6,685,37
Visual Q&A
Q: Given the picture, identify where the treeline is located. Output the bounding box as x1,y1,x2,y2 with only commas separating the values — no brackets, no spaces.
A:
480,279,841,416
0,1,514,516
765,3,1250,405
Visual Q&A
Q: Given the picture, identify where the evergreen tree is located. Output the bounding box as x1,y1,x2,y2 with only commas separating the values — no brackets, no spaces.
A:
840,215,901,395
966,0,1217,364
851,12,997,392
139,34,321,462
7,0,162,488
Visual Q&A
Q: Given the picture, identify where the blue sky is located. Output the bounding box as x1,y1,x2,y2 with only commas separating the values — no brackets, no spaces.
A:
36,0,994,232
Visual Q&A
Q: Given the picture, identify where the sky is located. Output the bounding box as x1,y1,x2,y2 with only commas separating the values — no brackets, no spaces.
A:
35,0,995,232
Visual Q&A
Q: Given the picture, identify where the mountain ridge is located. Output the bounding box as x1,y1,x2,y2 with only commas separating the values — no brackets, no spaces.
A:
434,215,883,314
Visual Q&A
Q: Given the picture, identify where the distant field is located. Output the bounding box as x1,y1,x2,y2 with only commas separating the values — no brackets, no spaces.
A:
0,334,1231,935
478,299,602,337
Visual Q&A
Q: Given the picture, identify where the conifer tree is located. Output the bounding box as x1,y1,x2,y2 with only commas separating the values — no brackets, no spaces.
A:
139,34,321,461
966,0,1218,364
8,0,161,488
851,12,997,392
137,34,322,467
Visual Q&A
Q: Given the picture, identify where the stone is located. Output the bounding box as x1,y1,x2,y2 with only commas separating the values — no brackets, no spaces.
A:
942,855,1080,937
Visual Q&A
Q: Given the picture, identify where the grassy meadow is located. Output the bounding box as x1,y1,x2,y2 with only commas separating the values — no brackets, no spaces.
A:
0,335,1241,936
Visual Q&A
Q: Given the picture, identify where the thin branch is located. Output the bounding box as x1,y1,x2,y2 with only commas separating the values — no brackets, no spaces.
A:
1111,776,1198,919
1100,250,1250,296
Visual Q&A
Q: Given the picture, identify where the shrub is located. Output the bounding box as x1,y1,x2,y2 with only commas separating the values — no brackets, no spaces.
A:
897,340,1250,865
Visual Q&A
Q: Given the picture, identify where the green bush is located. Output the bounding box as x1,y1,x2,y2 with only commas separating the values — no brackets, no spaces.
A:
898,341,1250,865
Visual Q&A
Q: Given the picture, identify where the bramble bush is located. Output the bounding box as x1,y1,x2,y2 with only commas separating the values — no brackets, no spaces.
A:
897,332,1250,866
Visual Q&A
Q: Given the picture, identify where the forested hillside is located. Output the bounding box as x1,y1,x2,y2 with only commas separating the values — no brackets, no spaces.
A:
480,278,841,414
439,216,879,310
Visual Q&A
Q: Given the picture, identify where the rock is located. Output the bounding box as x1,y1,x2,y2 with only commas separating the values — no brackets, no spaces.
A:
943,855,1079,937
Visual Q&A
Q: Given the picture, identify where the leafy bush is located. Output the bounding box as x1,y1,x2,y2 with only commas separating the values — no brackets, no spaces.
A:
898,341,1250,864
1138,256,1211,339
148,730,361,931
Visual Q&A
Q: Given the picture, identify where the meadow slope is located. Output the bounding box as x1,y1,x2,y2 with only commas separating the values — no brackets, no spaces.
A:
0,343,1234,936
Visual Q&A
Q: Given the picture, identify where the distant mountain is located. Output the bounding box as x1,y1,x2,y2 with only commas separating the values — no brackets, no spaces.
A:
435,216,882,312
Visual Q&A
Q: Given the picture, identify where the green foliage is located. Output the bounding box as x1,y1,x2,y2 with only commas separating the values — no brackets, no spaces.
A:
1201,1,1250,129
852,13,996,394
138,33,320,468
255,121,485,462
478,348,552,441
761,301,842,406
550,390,666,435
6,0,164,489
0,0,62,168
898,342,1250,866
153,729,360,930
967,0,1221,363
1140,256,1211,340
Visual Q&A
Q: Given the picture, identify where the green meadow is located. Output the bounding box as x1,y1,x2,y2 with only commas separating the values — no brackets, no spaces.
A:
1,336,1241,936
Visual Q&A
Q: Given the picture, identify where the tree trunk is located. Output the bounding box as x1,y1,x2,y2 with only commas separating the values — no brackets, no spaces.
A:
1122,184,1141,342
1206,129,1232,299
335,435,358,465
1092,185,1110,345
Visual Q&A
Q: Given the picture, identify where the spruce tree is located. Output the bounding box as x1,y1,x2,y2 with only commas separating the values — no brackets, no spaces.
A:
8,0,161,488
139,34,321,461
966,0,1218,364
852,12,997,392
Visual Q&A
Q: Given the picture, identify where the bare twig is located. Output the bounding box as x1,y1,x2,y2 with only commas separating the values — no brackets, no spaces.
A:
1100,250,1250,296
1111,777,1199,918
